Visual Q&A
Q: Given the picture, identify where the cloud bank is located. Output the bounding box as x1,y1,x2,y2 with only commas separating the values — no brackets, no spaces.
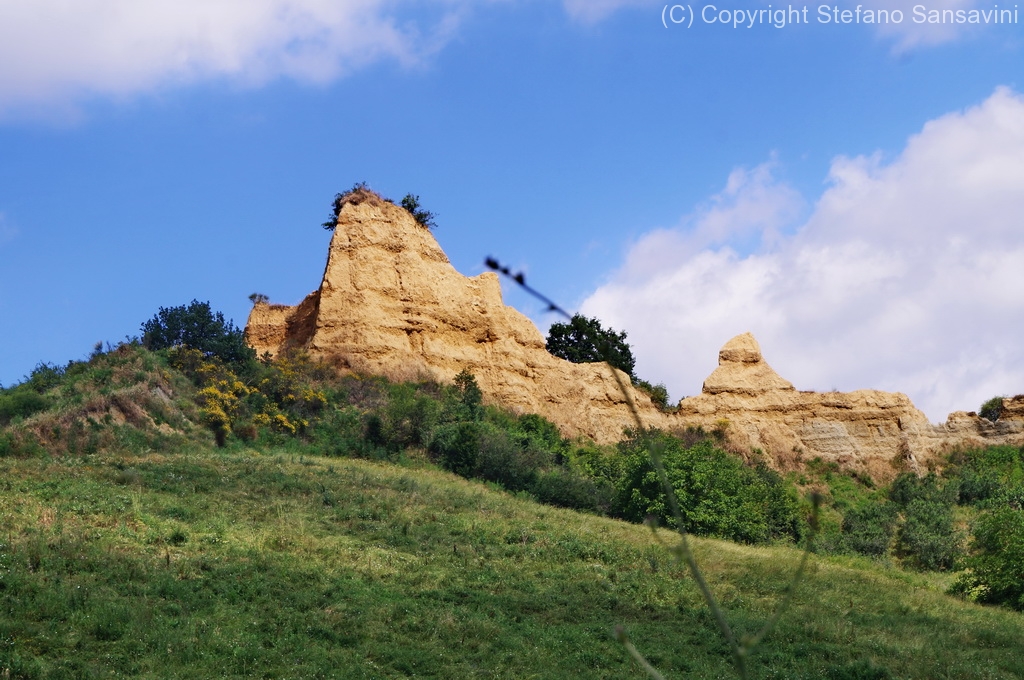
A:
0,0,468,116
582,87,1024,422
0,0,999,116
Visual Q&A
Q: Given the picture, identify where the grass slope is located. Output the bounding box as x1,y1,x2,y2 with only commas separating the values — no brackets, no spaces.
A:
2,448,1022,679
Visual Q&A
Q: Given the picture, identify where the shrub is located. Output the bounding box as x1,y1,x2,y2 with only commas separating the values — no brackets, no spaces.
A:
956,466,1002,506
887,472,961,570
322,182,370,230
565,441,624,485
613,429,801,544
476,425,549,492
979,396,1005,422
0,387,50,425
532,467,613,513
508,412,567,458
634,379,671,410
895,498,960,570
950,505,1024,610
842,502,898,557
311,406,368,457
25,362,66,392
888,472,957,507
400,194,438,229
430,421,483,477
377,383,441,452
141,300,254,366
429,420,549,491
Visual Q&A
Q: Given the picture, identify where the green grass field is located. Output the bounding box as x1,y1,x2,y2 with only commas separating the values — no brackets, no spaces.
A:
2,447,1022,679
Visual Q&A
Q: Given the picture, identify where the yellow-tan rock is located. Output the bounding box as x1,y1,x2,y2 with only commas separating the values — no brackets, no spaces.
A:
246,189,668,443
246,190,1024,481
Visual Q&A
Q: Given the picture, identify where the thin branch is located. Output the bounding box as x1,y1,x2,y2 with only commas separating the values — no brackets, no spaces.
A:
484,255,818,680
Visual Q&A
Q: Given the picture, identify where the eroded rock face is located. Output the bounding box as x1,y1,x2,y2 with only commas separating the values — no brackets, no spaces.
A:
246,190,668,443
246,191,1024,480
676,334,1024,480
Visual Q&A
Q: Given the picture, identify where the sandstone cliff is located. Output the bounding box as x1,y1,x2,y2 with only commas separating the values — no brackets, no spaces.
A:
246,189,669,443
673,333,1024,480
246,190,1024,480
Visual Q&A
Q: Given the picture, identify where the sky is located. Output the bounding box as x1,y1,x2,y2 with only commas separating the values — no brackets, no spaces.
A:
1,0,1022,422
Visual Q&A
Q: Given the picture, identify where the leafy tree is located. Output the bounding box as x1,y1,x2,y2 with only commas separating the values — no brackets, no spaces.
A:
452,369,483,421
546,314,636,379
141,300,255,365
400,194,437,229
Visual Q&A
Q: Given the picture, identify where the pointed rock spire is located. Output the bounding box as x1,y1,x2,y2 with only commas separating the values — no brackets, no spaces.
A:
701,332,795,395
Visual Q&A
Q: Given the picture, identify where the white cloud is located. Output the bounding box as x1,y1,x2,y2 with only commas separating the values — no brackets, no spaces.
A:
582,87,1024,421
859,0,1001,51
561,0,658,23
0,0,997,117
0,0,470,117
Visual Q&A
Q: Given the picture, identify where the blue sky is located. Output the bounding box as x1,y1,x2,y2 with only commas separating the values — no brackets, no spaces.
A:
2,0,1023,421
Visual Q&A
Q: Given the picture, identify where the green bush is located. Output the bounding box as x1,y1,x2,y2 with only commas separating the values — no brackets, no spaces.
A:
475,424,549,492
951,505,1024,610
0,387,50,425
634,379,671,410
400,194,438,229
895,498,960,571
956,466,1002,506
887,472,961,570
430,421,483,477
506,412,567,458
141,300,255,366
25,361,66,392
430,420,550,492
532,467,613,513
613,429,801,544
979,396,1005,422
450,369,483,422
841,502,898,557
565,441,624,485
945,446,1024,509
888,472,957,507
310,405,368,457
377,383,441,452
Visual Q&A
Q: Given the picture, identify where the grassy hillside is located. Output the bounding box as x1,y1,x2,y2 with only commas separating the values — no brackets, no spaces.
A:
2,446,1023,679
2,337,1023,678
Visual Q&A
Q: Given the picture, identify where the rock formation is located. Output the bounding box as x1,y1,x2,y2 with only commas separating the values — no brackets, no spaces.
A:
246,190,1024,480
673,333,1023,480
246,189,668,443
